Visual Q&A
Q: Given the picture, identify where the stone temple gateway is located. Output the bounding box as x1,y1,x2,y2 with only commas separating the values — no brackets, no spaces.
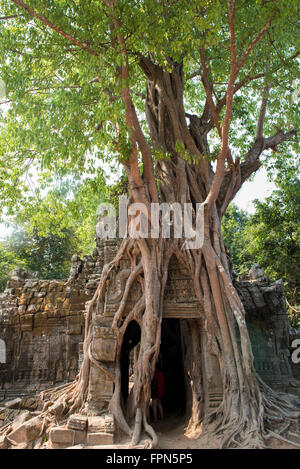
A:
0,235,299,447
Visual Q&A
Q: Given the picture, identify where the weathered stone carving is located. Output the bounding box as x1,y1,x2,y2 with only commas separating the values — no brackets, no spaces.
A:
0,242,299,414
106,268,131,303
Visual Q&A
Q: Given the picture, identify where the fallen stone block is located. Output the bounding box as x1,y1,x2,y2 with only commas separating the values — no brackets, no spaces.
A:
50,427,75,445
67,414,88,431
5,398,22,409
87,432,114,446
49,427,86,448
19,397,39,411
49,400,65,418
74,430,86,445
88,414,114,434
7,415,43,444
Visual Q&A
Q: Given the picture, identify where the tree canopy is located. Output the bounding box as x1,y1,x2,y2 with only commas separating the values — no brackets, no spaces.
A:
0,0,298,216
0,0,299,450
0,171,110,289
222,159,300,326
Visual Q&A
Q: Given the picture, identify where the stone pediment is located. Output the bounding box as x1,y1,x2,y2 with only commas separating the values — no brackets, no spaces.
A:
104,254,203,319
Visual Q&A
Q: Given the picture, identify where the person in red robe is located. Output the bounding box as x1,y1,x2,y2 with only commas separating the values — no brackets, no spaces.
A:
151,364,165,421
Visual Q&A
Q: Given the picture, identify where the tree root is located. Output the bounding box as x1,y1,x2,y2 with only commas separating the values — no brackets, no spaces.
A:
1,236,300,451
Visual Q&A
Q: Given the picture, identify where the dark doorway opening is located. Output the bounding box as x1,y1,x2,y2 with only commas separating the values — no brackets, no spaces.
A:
120,320,141,404
120,318,186,419
160,318,186,417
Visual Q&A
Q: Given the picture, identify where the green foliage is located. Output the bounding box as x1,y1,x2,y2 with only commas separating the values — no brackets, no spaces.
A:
3,225,77,281
222,174,300,327
0,0,298,217
222,203,250,272
0,173,112,290
0,0,298,318
243,175,300,308
0,242,24,291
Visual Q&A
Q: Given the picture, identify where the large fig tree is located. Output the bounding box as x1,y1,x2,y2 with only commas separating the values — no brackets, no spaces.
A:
0,0,299,448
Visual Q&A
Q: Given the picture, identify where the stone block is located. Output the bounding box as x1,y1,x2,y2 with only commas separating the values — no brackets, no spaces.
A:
24,281,38,288
89,368,114,400
67,414,88,431
8,416,43,444
74,430,86,445
34,312,47,323
19,294,29,305
86,432,114,446
49,427,86,447
69,304,85,313
35,291,47,298
67,324,82,335
92,328,117,362
18,305,27,314
50,427,75,445
5,398,22,409
88,414,114,433
7,279,23,289
20,314,34,331
49,400,65,418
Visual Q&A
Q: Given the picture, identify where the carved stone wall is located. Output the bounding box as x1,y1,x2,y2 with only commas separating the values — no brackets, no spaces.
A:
0,238,299,408
236,278,297,392
0,247,104,400
85,242,300,415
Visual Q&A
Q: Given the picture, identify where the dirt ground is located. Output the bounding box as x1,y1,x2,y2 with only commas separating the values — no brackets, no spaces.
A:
1,406,297,449
113,414,298,450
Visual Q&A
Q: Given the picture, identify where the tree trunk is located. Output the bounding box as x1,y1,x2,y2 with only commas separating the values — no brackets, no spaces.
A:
2,63,299,451
60,65,300,448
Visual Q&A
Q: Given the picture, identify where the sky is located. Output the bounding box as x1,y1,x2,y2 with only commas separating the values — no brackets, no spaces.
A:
234,166,275,213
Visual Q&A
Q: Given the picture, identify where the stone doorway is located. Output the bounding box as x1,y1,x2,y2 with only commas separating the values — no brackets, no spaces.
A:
160,318,186,417
120,320,141,405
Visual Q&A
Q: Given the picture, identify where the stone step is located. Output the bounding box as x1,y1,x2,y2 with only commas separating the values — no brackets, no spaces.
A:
0,389,34,402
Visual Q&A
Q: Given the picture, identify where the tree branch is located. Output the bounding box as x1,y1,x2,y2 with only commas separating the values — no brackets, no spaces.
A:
240,128,297,184
0,14,21,20
11,0,99,56
103,0,158,203
256,81,270,140
199,49,222,137
235,13,276,77
204,0,237,210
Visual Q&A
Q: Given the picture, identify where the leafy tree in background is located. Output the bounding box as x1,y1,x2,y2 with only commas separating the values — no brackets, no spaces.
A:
244,182,299,297
0,171,109,289
0,0,299,448
241,171,300,327
222,202,250,272
222,189,300,327
3,226,77,279
0,243,24,290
